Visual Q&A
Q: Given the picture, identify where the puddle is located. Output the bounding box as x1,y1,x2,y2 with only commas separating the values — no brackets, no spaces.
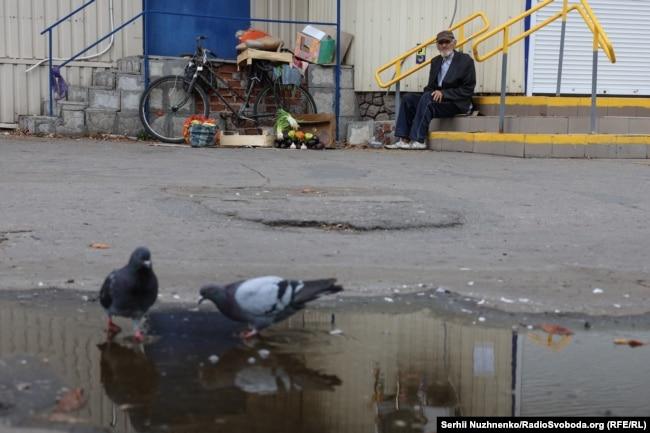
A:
1,291,650,432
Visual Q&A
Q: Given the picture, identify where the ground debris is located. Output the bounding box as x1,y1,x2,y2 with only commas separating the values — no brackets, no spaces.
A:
89,242,110,249
55,387,86,413
614,338,645,348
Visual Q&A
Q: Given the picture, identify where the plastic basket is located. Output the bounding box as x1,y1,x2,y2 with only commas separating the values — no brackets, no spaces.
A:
189,124,217,147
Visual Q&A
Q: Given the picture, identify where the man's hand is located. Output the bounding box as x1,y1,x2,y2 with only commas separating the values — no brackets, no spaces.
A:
431,90,443,103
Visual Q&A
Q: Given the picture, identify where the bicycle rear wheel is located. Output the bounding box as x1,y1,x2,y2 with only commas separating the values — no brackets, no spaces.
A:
252,84,316,128
139,75,210,143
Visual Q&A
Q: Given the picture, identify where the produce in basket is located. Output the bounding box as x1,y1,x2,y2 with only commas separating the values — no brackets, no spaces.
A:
183,115,217,144
274,109,299,140
273,127,322,149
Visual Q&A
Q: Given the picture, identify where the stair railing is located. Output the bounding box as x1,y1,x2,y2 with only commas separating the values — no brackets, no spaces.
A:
374,12,490,114
472,0,615,133
40,0,144,117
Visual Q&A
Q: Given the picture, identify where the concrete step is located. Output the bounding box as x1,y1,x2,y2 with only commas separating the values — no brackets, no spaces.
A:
93,70,116,88
428,131,650,159
116,73,144,92
59,101,88,111
432,115,650,135
67,85,88,103
117,56,143,74
18,115,59,135
475,96,650,117
86,108,143,137
59,109,86,135
88,88,120,110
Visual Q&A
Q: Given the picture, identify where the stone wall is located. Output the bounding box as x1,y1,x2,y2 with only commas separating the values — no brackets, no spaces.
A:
358,92,396,121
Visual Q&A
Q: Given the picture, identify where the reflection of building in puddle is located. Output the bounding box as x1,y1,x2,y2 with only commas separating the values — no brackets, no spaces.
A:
281,310,515,432
372,366,459,432
0,300,514,432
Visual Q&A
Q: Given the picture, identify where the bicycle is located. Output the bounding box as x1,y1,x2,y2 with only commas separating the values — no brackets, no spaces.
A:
139,36,317,143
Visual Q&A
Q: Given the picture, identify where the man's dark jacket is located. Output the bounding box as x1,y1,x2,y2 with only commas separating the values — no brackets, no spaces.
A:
423,50,476,113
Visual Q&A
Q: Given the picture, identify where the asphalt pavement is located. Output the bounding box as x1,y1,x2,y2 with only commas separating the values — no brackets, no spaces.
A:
2,135,650,315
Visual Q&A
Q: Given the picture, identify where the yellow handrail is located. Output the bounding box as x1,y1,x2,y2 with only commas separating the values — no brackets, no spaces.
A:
374,12,490,89
472,0,615,63
577,0,615,62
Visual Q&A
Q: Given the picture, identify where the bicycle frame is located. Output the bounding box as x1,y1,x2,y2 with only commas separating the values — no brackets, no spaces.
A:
184,58,275,124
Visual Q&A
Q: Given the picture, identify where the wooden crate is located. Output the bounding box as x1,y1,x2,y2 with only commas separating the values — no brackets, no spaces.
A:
219,132,274,148
236,48,293,69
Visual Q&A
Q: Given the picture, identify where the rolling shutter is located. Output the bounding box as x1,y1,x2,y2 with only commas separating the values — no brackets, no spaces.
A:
528,0,650,95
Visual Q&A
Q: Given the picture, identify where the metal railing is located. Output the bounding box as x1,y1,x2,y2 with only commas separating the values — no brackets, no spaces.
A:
373,11,489,124
374,12,490,89
472,0,616,133
39,0,345,140
40,0,143,117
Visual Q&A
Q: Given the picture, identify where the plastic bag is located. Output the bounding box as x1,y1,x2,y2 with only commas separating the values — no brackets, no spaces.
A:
235,28,283,51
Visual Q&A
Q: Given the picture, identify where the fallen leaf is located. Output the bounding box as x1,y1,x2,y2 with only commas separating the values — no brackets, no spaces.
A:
89,242,110,250
55,388,86,413
614,338,645,347
538,323,574,336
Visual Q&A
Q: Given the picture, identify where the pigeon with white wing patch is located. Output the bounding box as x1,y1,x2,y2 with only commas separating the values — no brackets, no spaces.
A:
199,276,343,338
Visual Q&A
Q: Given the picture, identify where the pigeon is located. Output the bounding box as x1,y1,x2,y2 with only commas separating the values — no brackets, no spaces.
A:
198,346,342,394
99,247,158,342
199,276,343,338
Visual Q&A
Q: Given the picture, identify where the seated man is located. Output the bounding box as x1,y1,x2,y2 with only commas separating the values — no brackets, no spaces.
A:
387,30,476,150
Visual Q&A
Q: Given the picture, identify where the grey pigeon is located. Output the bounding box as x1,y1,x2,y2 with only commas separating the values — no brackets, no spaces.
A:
99,247,158,342
199,276,343,338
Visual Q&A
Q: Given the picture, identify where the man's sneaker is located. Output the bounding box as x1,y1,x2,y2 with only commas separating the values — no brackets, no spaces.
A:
385,139,406,149
399,140,426,150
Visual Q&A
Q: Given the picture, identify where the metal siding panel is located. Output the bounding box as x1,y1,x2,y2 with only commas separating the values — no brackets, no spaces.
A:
27,63,43,114
1,0,144,123
251,0,309,52
85,0,99,59
333,0,524,92
5,0,19,58
120,0,143,59
531,0,650,95
0,65,15,122
0,1,6,57
465,0,526,94
13,63,28,120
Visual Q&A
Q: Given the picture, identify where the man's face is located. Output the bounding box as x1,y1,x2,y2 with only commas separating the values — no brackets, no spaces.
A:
437,38,456,57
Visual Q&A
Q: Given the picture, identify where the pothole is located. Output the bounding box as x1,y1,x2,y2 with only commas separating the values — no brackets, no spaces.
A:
163,186,465,232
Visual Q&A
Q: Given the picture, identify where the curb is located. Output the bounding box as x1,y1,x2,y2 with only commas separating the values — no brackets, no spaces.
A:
428,132,650,158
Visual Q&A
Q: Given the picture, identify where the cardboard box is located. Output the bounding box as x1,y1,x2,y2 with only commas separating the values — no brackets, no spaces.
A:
294,26,335,64
294,113,336,148
322,29,353,65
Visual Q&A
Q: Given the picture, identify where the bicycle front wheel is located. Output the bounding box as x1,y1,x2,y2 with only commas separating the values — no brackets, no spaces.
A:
253,84,316,128
139,75,210,143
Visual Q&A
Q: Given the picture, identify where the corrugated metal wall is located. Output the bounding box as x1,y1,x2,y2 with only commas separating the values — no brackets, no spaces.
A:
529,0,650,95
309,0,527,93
1,0,528,124
250,0,309,53
0,0,142,124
